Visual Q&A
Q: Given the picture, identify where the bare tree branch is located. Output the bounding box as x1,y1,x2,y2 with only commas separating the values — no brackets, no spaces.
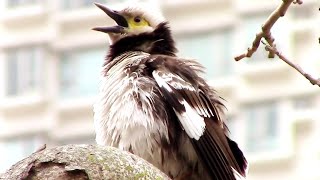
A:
234,0,319,87
235,0,298,61
263,42,320,87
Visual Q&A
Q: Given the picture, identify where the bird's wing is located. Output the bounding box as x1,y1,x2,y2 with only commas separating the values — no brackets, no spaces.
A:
153,68,209,140
150,57,247,180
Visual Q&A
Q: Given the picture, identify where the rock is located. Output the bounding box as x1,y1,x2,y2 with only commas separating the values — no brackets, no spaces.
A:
0,144,170,180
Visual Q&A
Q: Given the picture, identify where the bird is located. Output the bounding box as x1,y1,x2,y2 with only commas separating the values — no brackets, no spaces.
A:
92,2,248,180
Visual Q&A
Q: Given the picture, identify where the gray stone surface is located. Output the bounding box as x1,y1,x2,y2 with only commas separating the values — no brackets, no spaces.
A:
0,144,170,180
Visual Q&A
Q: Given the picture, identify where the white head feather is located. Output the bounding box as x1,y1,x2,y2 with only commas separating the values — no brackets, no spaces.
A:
113,1,165,28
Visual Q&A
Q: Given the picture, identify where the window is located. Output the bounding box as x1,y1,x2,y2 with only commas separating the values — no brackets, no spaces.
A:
245,102,279,153
293,95,316,110
6,46,44,96
0,135,44,173
6,0,41,8
60,48,106,98
176,30,233,79
62,0,123,10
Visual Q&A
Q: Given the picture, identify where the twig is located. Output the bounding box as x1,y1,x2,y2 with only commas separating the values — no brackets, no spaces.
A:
235,0,297,61
34,144,46,153
263,43,320,87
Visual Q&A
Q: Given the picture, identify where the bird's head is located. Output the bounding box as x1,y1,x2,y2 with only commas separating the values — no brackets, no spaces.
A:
93,3,165,44
93,3,177,59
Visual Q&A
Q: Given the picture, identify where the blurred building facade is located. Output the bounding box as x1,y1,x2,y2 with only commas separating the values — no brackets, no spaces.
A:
0,0,319,179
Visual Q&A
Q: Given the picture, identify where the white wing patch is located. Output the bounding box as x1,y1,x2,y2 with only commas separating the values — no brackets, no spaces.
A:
174,100,205,140
153,70,206,140
152,71,173,93
232,167,246,180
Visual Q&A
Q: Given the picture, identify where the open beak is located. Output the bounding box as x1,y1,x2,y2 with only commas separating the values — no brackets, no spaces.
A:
92,3,128,33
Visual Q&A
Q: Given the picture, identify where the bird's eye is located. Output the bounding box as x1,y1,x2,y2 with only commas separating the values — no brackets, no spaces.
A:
134,17,141,23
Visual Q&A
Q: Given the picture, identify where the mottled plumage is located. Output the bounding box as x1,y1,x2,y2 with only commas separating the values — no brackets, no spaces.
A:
93,3,247,180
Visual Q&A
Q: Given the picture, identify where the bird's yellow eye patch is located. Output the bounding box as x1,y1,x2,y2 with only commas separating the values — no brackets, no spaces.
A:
127,16,149,29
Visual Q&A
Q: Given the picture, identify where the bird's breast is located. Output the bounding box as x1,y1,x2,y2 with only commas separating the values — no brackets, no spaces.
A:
94,52,170,158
